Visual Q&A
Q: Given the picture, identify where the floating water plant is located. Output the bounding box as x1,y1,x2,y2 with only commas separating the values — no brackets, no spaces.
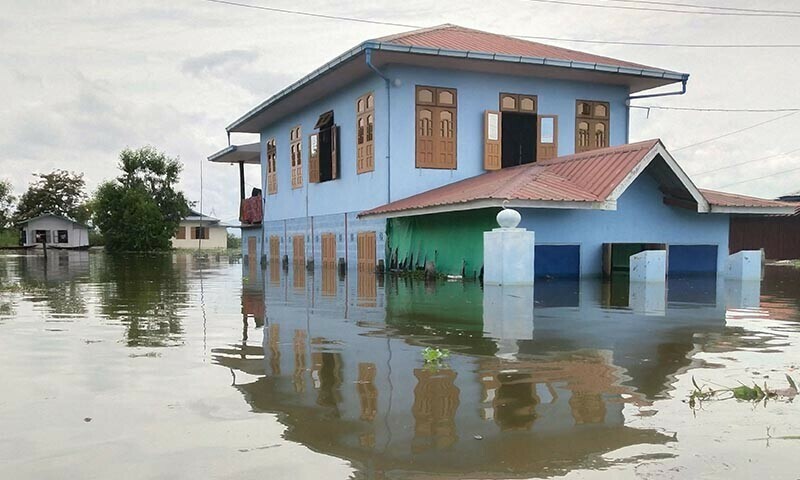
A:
688,374,798,410
421,347,450,364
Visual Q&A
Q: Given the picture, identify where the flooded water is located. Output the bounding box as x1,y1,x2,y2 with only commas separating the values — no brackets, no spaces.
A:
0,251,798,479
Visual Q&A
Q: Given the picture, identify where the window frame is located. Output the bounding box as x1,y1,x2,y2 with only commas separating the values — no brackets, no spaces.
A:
290,126,303,189
575,100,610,153
415,85,457,170
266,138,278,194
356,92,375,174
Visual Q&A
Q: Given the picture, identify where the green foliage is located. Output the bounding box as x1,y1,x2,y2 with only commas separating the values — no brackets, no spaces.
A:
93,147,189,252
14,170,89,223
227,233,241,249
0,180,16,229
88,229,105,247
0,229,19,247
688,375,798,410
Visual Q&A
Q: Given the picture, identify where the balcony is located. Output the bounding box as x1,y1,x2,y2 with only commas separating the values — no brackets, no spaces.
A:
240,195,263,224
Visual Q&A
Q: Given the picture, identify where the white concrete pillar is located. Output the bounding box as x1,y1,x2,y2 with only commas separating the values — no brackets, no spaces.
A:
726,250,762,281
629,250,666,283
483,208,535,286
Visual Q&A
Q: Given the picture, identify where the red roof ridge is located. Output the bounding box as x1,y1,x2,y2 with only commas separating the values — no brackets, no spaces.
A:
372,24,665,72
538,139,661,167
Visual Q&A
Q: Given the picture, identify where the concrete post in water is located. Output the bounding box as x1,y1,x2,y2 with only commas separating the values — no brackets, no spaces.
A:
483,207,534,286
726,250,762,281
629,250,666,283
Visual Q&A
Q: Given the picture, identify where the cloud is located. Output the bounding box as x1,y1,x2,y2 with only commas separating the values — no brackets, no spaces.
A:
182,49,261,77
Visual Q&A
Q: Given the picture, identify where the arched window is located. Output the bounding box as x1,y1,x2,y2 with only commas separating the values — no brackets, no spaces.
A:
575,100,609,153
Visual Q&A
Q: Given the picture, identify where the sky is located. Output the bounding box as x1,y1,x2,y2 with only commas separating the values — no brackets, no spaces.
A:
2,0,800,224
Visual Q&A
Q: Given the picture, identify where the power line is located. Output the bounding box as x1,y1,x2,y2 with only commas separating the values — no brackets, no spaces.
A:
524,0,800,17
673,111,800,152
716,164,800,189
201,0,420,28
691,147,800,176
199,0,800,49
603,0,800,15
632,106,800,113
515,35,800,48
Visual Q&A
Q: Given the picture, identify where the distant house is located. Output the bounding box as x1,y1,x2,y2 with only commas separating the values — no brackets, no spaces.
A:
18,214,89,249
209,24,793,277
172,209,228,250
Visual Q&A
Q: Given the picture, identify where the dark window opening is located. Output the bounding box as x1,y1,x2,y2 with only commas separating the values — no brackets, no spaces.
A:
57,230,68,243
311,110,339,183
20,230,26,245
501,112,537,168
34,230,47,243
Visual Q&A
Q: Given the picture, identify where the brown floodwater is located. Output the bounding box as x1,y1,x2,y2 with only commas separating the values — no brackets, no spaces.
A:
0,251,798,479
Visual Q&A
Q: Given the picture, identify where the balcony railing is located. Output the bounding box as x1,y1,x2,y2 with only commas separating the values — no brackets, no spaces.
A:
240,195,263,224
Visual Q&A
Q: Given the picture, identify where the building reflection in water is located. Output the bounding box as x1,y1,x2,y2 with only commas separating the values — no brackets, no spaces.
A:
211,267,769,478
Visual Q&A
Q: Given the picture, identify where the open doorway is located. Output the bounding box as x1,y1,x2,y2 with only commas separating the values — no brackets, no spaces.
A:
484,93,559,171
501,112,537,168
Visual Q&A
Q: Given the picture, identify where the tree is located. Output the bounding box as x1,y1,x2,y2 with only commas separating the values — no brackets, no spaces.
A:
0,180,16,229
14,170,90,223
94,146,190,252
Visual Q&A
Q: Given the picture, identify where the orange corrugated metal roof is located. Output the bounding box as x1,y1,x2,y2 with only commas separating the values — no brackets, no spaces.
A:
700,189,798,210
359,140,660,217
375,24,665,72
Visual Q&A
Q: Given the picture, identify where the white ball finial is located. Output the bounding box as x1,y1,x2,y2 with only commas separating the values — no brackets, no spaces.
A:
496,207,521,229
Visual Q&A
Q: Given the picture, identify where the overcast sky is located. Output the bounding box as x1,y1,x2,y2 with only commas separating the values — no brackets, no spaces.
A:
2,0,800,224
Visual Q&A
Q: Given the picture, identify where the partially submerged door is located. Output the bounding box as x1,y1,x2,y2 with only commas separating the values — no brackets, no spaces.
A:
357,231,376,272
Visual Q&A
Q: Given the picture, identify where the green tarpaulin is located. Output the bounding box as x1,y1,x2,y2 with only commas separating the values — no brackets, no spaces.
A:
387,209,499,277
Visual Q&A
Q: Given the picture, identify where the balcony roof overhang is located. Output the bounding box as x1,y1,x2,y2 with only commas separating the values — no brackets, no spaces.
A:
207,142,261,164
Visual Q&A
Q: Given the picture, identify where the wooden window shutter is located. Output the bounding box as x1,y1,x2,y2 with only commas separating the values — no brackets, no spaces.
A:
575,100,609,153
415,86,456,169
365,114,374,172
483,110,501,170
537,115,558,161
308,133,320,183
416,106,434,168
331,125,340,180
190,227,197,240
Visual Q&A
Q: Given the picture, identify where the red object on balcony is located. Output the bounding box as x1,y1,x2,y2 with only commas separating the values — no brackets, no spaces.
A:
240,195,263,224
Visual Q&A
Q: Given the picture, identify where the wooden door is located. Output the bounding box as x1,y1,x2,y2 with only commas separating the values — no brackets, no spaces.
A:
357,231,376,272
321,233,336,268
292,235,305,266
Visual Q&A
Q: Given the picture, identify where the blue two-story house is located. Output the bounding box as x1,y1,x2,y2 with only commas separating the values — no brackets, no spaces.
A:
210,24,792,278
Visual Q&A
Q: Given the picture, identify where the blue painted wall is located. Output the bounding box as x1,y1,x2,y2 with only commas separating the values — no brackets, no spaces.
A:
517,167,730,277
259,65,631,222
385,64,631,201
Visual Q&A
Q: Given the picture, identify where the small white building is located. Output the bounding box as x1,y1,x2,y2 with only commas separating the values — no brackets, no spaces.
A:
171,209,228,250
18,214,90,249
